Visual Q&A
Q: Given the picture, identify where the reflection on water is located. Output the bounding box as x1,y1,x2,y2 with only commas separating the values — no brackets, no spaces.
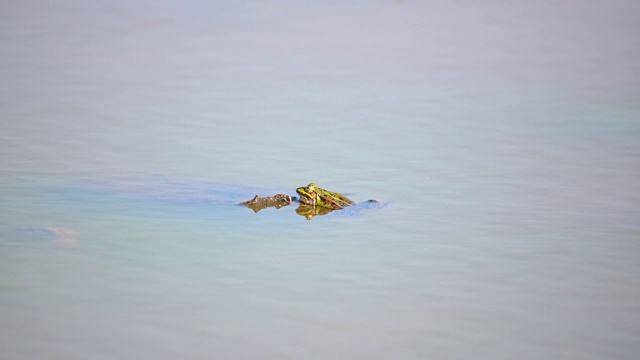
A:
1,1,639,359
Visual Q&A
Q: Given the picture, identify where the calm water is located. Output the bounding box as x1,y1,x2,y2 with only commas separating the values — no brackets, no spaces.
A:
1,1,639,359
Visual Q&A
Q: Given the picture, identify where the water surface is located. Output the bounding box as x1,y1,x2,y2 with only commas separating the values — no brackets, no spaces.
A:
1,1,639,359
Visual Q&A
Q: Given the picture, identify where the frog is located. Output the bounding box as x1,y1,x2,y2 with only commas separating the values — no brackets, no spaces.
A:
295,183,354,209
240,183,379,220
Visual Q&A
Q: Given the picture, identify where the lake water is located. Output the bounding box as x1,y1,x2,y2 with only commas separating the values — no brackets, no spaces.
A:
1,1,639,359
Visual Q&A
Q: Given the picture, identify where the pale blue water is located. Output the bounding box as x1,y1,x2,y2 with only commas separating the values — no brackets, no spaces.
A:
1,1,639,359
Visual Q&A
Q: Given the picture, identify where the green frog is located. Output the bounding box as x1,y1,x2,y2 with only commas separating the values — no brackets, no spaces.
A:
295,183,354,209
240,183,374,220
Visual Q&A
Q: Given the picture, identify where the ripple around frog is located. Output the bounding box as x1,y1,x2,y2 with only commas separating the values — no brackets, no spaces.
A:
68,176,385,221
